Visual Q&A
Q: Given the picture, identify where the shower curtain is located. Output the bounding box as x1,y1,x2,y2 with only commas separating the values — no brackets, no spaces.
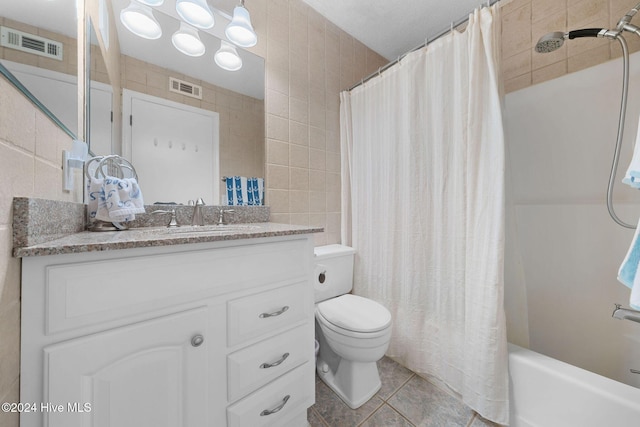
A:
340,7,508,424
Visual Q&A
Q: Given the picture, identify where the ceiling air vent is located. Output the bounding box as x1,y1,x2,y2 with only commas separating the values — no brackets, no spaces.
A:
169,77,202,100
0,26,63,61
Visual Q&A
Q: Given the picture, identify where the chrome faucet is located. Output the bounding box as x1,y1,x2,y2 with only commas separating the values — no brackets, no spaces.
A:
191,198,205,226
612,304,640,323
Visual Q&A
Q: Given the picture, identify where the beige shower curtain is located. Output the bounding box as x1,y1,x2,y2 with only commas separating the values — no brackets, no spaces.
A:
340,7,508,424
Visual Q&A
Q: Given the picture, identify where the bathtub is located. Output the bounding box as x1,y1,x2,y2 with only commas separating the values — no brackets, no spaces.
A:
508,344,640,427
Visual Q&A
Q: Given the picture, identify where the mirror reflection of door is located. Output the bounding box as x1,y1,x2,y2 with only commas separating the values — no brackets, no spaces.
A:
123,89,220,205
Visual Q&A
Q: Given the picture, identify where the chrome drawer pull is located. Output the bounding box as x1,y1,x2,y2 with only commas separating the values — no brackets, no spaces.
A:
260,395,290,416
260,352,290,369
259,306,289,318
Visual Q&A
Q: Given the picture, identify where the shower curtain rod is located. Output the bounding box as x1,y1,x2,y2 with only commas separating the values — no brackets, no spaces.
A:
348,0,501,91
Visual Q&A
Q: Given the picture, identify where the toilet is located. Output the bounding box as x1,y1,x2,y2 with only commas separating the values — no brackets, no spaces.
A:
314,244,392,409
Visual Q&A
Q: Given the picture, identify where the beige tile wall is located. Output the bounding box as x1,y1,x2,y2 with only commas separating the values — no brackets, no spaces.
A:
0,79,82,427
253,0,388,245
501,0,640,93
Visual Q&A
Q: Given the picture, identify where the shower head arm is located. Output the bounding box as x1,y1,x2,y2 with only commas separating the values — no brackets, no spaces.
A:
616,2,640,31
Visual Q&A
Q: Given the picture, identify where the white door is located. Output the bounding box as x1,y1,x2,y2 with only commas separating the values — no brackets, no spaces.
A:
123,89,219,205
43,307,209,427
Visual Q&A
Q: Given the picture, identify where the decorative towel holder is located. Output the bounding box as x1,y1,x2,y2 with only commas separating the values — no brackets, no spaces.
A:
86,155,140,232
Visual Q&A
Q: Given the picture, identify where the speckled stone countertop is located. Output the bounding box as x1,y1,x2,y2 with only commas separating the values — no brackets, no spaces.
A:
14,223,324,257
13,197,322,257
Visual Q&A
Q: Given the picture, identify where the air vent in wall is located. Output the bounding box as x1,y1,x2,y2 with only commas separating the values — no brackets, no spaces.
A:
169,77,203,99
0,26,63,61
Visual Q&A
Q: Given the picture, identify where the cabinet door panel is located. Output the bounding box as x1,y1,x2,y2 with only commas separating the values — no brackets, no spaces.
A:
44,307,208,427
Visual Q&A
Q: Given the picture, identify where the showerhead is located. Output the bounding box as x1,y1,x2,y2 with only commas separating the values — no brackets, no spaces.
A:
535,31,565,53
535,28,609,53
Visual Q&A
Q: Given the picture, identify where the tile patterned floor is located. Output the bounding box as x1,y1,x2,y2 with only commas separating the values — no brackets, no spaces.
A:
308,357,500,427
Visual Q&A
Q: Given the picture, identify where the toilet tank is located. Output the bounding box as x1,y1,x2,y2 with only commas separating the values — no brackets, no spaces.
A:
313,244,356,303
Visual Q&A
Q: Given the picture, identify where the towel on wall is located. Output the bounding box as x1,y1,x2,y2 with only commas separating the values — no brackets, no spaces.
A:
622,115,640,188
87,176,146,222
224,176,264,206
618,217,640,309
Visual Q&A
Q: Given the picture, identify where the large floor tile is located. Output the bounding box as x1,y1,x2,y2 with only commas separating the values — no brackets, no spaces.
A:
360,404,415,427
376,356,415,401
387,376,474,427
312,380,383,427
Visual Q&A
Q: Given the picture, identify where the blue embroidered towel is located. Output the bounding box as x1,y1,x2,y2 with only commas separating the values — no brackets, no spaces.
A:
225,176,264,206
87,176,145,222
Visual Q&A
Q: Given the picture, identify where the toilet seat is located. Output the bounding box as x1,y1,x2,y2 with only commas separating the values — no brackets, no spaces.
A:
316,294,391,334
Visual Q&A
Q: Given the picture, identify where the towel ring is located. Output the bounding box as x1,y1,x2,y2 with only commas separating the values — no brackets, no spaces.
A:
86,155,138,181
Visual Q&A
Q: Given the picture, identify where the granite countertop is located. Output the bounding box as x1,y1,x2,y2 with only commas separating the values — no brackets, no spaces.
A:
14,222,324,257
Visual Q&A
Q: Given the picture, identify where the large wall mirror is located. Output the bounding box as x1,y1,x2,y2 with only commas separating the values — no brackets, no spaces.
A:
0,0,265,206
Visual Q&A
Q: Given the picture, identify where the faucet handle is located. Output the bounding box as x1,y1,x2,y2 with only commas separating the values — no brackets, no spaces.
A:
217,208,235,225
195,198,205,205
151,209,179,228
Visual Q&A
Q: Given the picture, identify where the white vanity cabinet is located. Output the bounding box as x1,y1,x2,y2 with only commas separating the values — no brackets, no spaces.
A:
20,235,316,427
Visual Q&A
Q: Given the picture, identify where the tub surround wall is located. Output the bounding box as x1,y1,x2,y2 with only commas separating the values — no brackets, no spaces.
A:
505,49,640,387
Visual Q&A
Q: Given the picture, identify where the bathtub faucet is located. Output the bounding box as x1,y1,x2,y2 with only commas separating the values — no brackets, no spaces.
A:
612,304,640,323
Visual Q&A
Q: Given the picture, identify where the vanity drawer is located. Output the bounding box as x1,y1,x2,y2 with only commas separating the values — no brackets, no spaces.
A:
45,239,309,335
226,363,314,427
227,283,310,347
227,324,312,402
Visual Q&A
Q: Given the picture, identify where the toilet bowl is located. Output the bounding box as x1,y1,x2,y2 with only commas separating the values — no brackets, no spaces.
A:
313,245,392,409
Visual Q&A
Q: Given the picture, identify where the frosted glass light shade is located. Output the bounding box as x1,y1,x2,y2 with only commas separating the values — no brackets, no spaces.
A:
214,40,242,71
176,0,214,29
120,1,162,40
225,5,257,48
172,22,205,57
137,0,164,6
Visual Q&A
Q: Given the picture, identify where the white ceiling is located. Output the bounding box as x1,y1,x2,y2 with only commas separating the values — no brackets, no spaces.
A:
302,0,496,60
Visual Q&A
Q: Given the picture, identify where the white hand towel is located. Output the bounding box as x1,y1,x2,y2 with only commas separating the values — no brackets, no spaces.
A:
87,176,145,222
622,115,640,188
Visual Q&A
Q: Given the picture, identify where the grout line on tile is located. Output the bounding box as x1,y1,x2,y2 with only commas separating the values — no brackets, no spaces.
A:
312,406,331,427
355,400,391,427
382,372,416,403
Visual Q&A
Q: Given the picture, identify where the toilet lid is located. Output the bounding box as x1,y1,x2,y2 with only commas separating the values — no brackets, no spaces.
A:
317,294,391,333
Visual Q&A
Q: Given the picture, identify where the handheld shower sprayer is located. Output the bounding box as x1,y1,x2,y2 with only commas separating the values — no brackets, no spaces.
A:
534,29,613,53
533,5,640,229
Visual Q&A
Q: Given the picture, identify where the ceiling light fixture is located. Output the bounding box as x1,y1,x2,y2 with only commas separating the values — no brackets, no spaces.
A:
172,21,205,56
136,0,165,6
225,0,257,48
120,1,162,40
214,40,242,71
175,0,215,29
